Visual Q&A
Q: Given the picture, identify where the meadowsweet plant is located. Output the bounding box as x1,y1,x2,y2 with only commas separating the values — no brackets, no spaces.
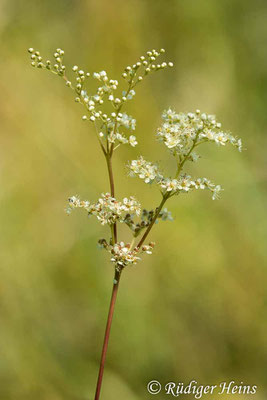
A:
28,46,242,400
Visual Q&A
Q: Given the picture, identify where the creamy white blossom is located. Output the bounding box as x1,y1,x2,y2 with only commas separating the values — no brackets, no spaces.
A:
67,196,90,212
159,175,223,199
129,156,163,184
116,133,128,145
157,108,242,157
120,113,136,130
110,242,140,267
67,193,141,225
194,178,223,200
129,135,138,147
102,241,155,267
141,242,155,255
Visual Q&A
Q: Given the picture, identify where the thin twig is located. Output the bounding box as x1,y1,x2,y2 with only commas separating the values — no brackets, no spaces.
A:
137,193,170,249
105,153,117,243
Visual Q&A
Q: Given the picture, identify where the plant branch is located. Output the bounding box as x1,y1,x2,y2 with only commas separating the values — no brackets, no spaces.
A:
110,76,135,157
136,137,200,250
175,133,201,178
137,134,203,249
105,153,117,243
94,268,122,400
137,193,170,249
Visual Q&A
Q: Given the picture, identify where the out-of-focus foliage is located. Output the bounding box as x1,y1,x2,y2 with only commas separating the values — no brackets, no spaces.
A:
0,1,266,399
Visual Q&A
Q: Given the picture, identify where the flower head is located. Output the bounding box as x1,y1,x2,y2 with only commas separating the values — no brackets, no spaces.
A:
102,241,155,268
110,242,141,267
129,156,163,184
157,109,242,156
67,193,141,225
158,175,223,199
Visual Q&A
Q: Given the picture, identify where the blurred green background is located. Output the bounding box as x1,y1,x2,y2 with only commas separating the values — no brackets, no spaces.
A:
0,0,267,399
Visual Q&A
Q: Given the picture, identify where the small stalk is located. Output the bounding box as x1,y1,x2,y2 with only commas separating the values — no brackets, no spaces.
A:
94,268,122,400
105,153,117,243
137,193,169,249
105,153,115,197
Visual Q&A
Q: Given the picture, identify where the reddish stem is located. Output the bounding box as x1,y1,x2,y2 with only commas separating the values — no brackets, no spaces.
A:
94,269,122,400
137,194,169,249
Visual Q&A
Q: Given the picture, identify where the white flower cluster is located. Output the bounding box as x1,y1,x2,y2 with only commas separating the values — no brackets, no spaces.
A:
28,47,66,75
110,242,140,267
101,241,155,268
129,157,222,200
120,113,136,130
122,48,174,84
28,47,174,152
157,108,242,156
66,196,90,212
73,68,119,123
77,71,139,148
129,156,163,184
67,193,141,225
128,108,242,201
159,176,222,200
106,112,137,147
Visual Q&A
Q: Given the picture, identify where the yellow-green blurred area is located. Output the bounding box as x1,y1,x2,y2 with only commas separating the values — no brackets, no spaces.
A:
0,0,267,399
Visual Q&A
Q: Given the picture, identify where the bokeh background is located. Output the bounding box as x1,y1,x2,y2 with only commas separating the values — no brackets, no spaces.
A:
0,1,267,399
